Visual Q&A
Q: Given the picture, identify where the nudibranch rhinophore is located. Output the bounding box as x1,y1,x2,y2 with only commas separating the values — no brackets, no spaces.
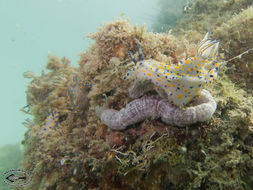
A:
96,33,220,129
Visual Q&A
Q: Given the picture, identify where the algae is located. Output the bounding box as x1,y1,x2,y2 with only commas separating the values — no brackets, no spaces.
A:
20,6,253,190
169,0,253,91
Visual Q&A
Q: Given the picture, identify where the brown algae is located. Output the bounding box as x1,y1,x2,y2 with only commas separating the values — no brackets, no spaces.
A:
21,16,253,190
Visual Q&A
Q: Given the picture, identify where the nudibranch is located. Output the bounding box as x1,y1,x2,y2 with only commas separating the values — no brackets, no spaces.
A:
66,74,92,114
96,33,220,129
26,111,60,138
123,32,220,108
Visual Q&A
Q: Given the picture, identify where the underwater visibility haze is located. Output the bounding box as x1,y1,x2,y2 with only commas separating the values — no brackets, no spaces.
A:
1,0,253,189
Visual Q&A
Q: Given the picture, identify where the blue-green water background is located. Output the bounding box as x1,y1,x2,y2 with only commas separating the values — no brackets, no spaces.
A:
0,0,157,147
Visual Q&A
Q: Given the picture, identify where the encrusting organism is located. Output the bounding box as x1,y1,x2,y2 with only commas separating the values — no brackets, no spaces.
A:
96,33,220,129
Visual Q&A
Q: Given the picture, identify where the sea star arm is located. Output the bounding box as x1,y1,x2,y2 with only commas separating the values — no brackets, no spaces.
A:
96,90,216,130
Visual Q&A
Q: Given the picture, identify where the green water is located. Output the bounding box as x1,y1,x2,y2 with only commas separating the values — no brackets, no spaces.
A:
0,0,156,147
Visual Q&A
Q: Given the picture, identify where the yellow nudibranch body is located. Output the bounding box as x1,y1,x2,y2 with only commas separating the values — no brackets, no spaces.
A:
124,33,220,108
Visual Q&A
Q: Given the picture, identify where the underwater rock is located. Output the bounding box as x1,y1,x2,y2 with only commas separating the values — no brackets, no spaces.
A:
21,17,253,190
213,6,253,90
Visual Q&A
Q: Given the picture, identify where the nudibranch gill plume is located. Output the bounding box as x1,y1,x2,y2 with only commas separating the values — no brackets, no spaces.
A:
124,33,220,108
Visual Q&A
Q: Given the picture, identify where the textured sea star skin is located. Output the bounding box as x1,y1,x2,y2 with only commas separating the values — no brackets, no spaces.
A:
97,90,216,129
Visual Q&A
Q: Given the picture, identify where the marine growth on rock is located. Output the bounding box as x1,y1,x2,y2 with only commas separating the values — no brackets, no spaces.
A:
97,33,220,129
